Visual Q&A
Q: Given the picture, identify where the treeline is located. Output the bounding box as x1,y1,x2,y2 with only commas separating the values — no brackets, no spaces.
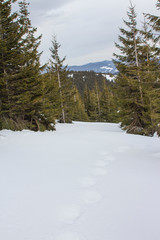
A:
0,0,160,137
68,71,114,95
0,0,118,131
67,71,117,122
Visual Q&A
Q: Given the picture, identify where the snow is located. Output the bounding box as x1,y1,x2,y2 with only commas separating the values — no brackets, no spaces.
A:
102,73,116,81
68,74,73,78
0,122,160,240
100,66,113,71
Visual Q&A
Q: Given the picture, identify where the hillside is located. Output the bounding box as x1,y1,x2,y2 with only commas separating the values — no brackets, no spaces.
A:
0,122,160,240
68,71,115,95
68,60,118,74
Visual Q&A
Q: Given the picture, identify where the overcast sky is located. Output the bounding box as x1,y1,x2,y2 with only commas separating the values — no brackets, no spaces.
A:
26,0,158,65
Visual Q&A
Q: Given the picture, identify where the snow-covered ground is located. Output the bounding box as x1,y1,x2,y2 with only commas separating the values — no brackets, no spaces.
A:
0,122,160,240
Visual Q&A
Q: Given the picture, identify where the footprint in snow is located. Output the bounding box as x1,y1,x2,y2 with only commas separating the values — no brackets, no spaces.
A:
56,231,83,240
82,190,102,204
58,204,82,225
91,168,107,176
0,135,6,140
79,176,96,188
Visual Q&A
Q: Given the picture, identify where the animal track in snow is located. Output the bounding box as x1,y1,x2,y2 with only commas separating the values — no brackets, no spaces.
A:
115,146,130,153
55,231,83,240
79,176,96,188
0,135,6,140
58,204,82,225
82,190,102,204
91,168,107,176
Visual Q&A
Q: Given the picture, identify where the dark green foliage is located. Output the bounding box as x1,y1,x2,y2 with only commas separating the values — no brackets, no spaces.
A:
48,36,75,123
83,83,93,119
114,4,146,134
69,70,114,95
100,79,118,122
72,87,89,122
114,3,160,136
82,80,118,122
0,0,55,131
0,0,20,128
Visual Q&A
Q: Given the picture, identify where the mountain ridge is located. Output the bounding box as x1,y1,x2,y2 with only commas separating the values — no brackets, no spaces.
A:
68,60,118,74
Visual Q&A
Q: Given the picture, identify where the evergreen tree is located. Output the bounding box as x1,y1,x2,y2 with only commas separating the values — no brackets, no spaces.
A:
42,71,60,123
100,79,113,122
89,89,100,121
0,0,54,130
49,36,75,123
83,83,92,120
114,2,160,136
137,16,160,135
17,0,49,131
83,83,101,122
113,4,147,134
146,0,160,32
143,2,160,135
72,86,89,122
0,0,21,129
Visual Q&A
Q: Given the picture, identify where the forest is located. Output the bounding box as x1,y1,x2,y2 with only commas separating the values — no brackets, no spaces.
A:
0,0,159,136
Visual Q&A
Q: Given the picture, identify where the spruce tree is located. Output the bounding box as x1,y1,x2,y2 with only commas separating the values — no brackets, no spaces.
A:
49,36,75,123
87,81,103,122
113,4,147,134
89,88,100,121
0,0,23,129
42,71,60,123
143,2,160,135
17,0,49,130
72,86,89,122
83,83,92,120
100,79,113,122
0,0,54,130
137,16,160,135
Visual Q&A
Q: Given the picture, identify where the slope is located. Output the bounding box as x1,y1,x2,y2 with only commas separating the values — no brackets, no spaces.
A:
0,122,160,240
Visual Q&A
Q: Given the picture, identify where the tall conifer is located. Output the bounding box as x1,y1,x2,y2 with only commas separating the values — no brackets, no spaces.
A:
49,36,75,123
0,0,54,130
114,4,146,134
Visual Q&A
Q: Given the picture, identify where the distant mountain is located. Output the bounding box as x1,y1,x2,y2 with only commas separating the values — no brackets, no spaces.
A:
68,60,118,74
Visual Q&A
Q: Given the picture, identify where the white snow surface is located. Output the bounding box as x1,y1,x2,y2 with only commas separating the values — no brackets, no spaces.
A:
102,73,116,81
100,66,113,71
0,122,160,240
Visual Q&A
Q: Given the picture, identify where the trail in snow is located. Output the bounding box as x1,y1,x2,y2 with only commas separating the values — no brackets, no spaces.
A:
0,134,6,140
56,148,116,240
58,204,83,225
0,122,160,240
55,231,83,240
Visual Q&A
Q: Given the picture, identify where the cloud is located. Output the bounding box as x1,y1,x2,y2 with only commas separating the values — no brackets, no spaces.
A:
27,0,158,65
30,0,76,11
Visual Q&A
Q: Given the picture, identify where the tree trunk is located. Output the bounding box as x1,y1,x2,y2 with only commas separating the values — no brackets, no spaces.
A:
57,70,65,123
134,32,144,105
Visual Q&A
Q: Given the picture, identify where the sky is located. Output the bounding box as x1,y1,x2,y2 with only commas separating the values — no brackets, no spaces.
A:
25,0,158,65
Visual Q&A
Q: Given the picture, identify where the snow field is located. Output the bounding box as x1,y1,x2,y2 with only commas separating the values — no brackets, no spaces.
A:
0,122,160,240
